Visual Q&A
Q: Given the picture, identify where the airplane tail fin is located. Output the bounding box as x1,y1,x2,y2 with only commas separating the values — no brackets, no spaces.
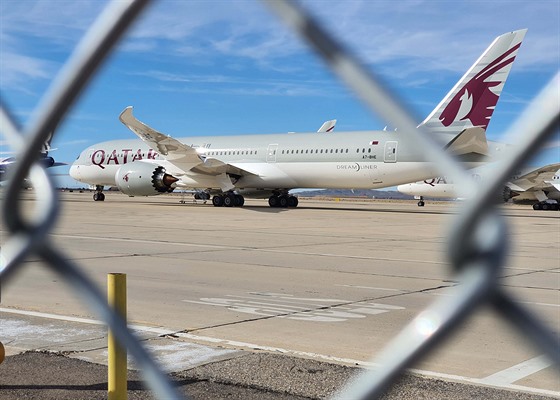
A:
547,169,560,191
419,29,527,136
317,119,337,133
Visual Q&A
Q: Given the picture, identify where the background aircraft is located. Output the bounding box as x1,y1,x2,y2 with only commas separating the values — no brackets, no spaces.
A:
397,162,560,210
0,132,67,188
69,29,526,207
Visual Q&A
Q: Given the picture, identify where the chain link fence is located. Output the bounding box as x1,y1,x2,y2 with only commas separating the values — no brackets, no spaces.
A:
1,1,558,399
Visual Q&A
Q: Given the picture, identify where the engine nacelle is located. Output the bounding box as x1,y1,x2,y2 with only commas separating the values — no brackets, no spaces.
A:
502,186,515,202
39,156,55,168
115,161,178,196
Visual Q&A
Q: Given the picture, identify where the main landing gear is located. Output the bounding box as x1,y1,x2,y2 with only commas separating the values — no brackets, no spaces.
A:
268,194,299,208
417,196,425,207
532,201,559,211
93,185,105,201
212,193,245,207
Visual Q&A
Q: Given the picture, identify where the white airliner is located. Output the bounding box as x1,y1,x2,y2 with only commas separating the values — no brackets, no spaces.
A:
70,29,527,207
1,131,67,188
397,163,560,210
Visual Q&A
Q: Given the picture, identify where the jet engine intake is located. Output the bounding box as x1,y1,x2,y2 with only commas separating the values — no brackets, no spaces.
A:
115,161,178,196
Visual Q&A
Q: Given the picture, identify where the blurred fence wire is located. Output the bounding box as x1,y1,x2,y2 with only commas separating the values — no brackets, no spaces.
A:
1,0,558,399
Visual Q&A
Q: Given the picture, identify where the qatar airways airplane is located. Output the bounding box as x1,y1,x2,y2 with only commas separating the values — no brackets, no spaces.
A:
70,29,526,207
397,163,560,210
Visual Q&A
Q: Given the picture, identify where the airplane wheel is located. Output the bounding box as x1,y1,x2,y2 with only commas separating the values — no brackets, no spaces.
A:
418,200,425,207
234,194,245,207
223,193,235,207
288,196,298,208
268,195,279,207
532,203,542,210
212,195,224,207
542,203,550,211
93,192,105,202
278,196,288,208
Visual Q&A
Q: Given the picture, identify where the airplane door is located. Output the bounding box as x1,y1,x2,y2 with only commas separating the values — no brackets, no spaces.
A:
267,144,278,163
384,141,398,163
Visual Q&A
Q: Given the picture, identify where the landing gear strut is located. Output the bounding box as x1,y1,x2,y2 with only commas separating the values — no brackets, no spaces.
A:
93,185,105,201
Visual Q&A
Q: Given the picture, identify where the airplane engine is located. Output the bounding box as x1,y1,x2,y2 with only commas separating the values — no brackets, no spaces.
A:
39,156,56,168
502,186,514,202
115,161,178,196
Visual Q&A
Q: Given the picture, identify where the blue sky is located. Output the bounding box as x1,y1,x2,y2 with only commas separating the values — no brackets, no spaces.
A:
1,0,559,187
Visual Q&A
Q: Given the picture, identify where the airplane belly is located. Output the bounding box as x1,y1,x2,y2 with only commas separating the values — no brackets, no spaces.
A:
294,162,379,188
236,163,298,188
274,162,438,189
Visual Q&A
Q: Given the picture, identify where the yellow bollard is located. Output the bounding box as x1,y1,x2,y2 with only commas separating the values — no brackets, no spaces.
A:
108,273,127,400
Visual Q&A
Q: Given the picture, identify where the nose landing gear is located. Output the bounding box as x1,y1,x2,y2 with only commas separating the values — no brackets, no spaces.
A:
93,185,105,201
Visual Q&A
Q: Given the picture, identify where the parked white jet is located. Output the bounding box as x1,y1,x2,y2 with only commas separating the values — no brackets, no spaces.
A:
397,163,560,210
70,29,527,207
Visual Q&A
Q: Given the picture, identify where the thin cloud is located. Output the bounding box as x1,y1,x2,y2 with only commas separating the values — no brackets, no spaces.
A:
2,1,558,91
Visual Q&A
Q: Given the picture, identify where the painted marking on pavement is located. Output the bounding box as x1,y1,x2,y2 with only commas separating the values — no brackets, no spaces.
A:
477,355,553,386
182,292,405,322
336,284,404,292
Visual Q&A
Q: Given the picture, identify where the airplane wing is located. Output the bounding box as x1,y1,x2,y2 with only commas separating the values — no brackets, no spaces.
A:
119,107,259,179
507,162,560,192
119,106,205,172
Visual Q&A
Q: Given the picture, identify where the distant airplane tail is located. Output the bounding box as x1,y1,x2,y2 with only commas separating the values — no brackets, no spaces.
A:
317,119,337,133
547,169,560,191
419,29,527,136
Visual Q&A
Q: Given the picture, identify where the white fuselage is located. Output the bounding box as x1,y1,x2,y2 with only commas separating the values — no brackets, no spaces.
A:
70,130,451,192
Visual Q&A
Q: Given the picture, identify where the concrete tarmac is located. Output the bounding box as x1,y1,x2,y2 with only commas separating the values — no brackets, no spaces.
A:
1,191,558,398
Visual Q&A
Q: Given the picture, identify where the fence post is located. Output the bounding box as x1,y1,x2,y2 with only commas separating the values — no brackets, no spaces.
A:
108,273,127,400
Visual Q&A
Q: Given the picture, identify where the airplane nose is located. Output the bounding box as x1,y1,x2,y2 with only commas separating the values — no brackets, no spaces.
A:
69,164,80,180
396,184,413,195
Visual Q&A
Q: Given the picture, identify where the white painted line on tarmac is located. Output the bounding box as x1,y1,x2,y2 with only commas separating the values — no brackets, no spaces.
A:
51,233,445,265
52,234,241,251
477,355,553,386
335,284,403,292
0,307,173,335
172,332,559,397
1,307,558,397
0,308,106,326
428,294,560,308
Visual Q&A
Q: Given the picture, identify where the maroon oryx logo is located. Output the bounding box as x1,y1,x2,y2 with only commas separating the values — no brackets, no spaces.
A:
439,43,521,130
122,173,130,182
